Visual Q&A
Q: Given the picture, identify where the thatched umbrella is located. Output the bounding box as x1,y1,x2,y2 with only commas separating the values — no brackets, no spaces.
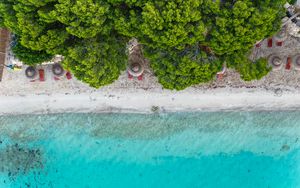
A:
127,62,144,77
274,26,288,42
294,54,300,70
25,66,37,79
52,63,64,76
268,55,283,71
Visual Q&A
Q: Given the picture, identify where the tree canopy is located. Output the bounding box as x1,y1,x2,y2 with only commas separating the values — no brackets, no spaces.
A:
12,36,54,66
0,0,286,90
63,36,127,88
203,0,285,56
146,45,221,90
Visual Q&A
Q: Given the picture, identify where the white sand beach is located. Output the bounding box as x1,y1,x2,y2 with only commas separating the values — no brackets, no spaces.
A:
2,35,300,115
1,62,300,115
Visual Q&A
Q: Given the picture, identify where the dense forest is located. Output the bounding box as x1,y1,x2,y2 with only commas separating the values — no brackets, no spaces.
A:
0,0,286,90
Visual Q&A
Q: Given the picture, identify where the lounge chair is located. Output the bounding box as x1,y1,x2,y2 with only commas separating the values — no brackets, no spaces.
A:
276,41,283,46
38,69,45,81
286,57,292,70
267,38,273,47
66,71,72,80
137,74,143,81
128,72,133,79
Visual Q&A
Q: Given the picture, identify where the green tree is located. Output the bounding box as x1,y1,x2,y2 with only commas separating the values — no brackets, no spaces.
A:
0,0,128,88
114,0,206,50
0,0,287,90
0,0,70,52
227,53,271,81
203,0,285,56
63,36,127,88
46,0,110,38
147,45,221,90
12,37,53,65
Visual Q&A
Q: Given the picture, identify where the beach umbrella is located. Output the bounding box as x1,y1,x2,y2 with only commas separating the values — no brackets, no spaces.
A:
127,62,144,77
296,56,300,66
274,26,288,42
272,57,282,66
268,55,283,71
52,63,64,76
25,66,37,79
294,55,300,70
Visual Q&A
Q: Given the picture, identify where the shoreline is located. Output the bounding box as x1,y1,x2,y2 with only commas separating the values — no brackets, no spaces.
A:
2,34,300,115
2,21,300,116
2,88,300,115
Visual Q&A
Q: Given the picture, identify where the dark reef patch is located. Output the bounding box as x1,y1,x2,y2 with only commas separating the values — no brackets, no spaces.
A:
0,143,44,180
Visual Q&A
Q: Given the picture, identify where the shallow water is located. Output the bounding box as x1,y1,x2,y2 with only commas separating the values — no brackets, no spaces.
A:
0,112,300,188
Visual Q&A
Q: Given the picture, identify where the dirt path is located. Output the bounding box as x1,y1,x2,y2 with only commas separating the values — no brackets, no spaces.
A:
0,29,9,82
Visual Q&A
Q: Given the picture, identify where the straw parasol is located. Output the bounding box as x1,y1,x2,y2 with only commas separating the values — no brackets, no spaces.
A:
127,62,144,77
52,63,64,76
25,66,37,79
293,54,300,70
268,55,283,71
274,26,288,42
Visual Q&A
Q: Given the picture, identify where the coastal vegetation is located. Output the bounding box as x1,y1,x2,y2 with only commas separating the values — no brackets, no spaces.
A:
11,37,54,66
0,0,286,90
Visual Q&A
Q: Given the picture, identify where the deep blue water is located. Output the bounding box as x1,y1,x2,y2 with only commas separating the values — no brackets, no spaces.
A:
0,112,300,188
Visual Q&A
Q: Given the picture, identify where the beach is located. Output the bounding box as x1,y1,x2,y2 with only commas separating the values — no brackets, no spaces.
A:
2,34,300,115
1,66,300,115
1,35,300,188
2,88,300,115
2,2,300,188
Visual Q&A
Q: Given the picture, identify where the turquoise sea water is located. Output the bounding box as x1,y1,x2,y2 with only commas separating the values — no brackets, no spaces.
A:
0,112,300,188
